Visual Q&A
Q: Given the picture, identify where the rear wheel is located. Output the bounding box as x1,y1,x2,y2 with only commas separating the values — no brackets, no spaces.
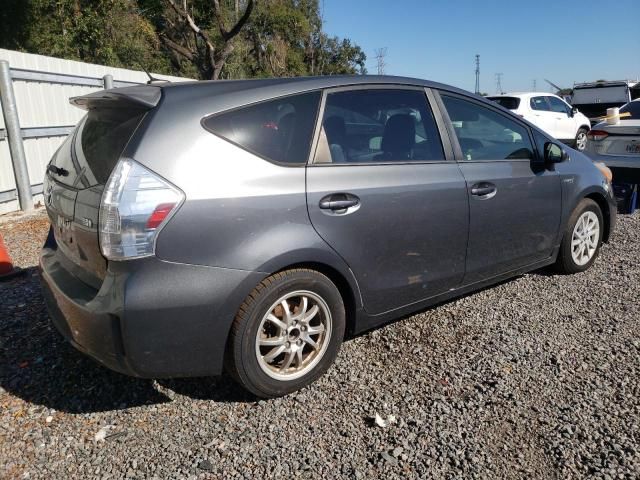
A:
555,198,603,274
226,269,345,398
574,127,588,151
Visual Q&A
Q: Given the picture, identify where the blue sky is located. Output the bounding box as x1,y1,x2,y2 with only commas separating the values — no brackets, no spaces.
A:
322,0,640,93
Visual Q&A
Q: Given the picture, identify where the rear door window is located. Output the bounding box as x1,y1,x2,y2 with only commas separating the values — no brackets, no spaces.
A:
204,92,321,165
51,108,146,188
547,96,571,115
530,96,551,111
441,94,534,161
313,89,444,164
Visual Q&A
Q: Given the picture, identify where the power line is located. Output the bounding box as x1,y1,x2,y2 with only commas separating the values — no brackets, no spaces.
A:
495,73,503,94
474,54,480,94
374,48,387,75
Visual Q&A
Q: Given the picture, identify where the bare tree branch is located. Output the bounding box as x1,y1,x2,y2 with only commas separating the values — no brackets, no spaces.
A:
166,0,216,58
164,0,254,80
212,0,254,42
159,34,194,61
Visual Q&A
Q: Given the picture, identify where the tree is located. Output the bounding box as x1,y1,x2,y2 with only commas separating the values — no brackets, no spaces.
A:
161,0,254,79
0,0,366,80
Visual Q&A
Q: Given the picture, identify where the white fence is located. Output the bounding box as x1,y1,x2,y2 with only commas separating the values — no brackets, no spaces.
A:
0,49,192,215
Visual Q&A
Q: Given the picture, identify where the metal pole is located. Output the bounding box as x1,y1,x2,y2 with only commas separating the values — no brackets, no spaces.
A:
103,74,114,90
0,60,33,212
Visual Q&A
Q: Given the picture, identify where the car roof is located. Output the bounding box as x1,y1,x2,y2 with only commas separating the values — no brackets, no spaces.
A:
150,75,489,117
488,92,557,99
159,75,475,101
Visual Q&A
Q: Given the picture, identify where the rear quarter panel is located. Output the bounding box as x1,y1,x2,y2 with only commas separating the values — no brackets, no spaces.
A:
127,94,363,309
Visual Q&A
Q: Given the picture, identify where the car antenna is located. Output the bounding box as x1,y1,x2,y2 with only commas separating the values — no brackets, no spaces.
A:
140,65,166,85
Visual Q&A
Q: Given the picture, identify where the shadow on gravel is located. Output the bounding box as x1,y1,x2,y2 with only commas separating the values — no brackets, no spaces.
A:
1,268,258,412
0,263,558,412
1,268,171,413
157,376,255,404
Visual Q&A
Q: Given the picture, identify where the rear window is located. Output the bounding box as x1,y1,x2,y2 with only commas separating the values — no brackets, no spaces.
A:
620,101,640,120
488,97,520,110
51,108,146,187
204,92,321,165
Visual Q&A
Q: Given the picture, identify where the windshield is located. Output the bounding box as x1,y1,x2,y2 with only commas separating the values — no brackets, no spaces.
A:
620,101,640,120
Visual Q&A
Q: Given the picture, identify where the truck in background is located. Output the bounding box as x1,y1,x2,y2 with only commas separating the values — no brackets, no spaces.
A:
571,80,640,126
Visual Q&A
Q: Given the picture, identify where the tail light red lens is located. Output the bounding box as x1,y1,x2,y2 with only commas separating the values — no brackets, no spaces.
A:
587,130,609,141
146,203,178,229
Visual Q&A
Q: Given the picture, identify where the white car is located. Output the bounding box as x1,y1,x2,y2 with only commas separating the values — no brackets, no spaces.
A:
584,98,640,185
487,92,591,151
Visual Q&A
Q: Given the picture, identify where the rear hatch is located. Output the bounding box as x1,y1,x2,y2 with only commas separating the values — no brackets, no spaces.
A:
572,84,630,123
43,87,160,288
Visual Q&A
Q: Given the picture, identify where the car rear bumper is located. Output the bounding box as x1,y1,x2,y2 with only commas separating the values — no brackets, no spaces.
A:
584,151,640,170
40,236,265,378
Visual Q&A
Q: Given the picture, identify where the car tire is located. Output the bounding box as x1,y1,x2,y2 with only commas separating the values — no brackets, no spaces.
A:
226,269,345,398
554,198,603,274
574,127,588,151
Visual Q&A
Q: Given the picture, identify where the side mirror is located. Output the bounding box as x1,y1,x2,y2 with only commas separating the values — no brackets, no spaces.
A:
544,142,568,164
570,107,578,117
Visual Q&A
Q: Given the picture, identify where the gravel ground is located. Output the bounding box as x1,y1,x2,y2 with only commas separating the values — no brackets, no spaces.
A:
1,208,639,479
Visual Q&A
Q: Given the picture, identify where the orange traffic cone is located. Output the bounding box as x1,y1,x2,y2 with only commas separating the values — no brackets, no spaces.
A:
0,232,24,281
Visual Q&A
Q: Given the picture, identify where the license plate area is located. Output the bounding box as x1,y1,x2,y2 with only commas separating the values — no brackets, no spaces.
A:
626,143,640,154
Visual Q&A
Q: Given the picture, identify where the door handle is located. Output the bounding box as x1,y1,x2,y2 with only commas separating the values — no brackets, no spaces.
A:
319,193,360,211
470,183,497,197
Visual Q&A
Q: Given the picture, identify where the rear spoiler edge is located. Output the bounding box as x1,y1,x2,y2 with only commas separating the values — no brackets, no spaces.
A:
70,85,162,110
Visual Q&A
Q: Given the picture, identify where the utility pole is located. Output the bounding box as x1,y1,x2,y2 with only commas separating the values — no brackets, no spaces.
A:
474,54,480,94
532,79,537,91
374,48,387,75
495,73,503,94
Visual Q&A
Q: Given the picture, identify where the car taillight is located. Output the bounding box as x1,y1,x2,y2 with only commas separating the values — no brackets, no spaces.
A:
99,158,184,261
587,130,608,141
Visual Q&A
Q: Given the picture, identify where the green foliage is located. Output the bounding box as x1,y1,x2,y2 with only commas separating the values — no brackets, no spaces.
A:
2,1,173,74
1,0,366,80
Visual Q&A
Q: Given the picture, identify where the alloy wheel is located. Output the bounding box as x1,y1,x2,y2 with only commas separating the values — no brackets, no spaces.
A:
571,211,599,266
255,290,332,381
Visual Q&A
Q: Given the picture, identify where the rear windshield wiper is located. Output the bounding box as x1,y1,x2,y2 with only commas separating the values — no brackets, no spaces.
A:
47,164,69,177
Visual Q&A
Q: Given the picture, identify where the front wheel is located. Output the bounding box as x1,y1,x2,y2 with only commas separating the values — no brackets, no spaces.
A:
574,127,588,151
555,198,603,274
226,269,345,398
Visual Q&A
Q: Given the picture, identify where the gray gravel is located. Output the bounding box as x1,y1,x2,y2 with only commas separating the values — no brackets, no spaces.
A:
1,209,639,479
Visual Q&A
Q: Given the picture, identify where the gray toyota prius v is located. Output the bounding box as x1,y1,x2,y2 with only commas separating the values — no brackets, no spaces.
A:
40,75,616,397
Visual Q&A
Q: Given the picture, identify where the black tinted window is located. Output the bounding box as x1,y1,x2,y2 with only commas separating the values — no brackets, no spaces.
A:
51,108,145,187
204,92,321,165
442,95,534,161
620,101,640,120
547,96,570,114
530,97,550,111
488,97,520,110
314,89,444,164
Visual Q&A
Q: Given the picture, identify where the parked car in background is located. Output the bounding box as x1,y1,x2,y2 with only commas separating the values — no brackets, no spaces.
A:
488,92,591,151
571,80,640,126
40,75,616,398
584,99,640,212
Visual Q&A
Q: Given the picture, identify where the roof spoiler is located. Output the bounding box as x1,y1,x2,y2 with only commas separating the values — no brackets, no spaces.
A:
70,85,161,110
